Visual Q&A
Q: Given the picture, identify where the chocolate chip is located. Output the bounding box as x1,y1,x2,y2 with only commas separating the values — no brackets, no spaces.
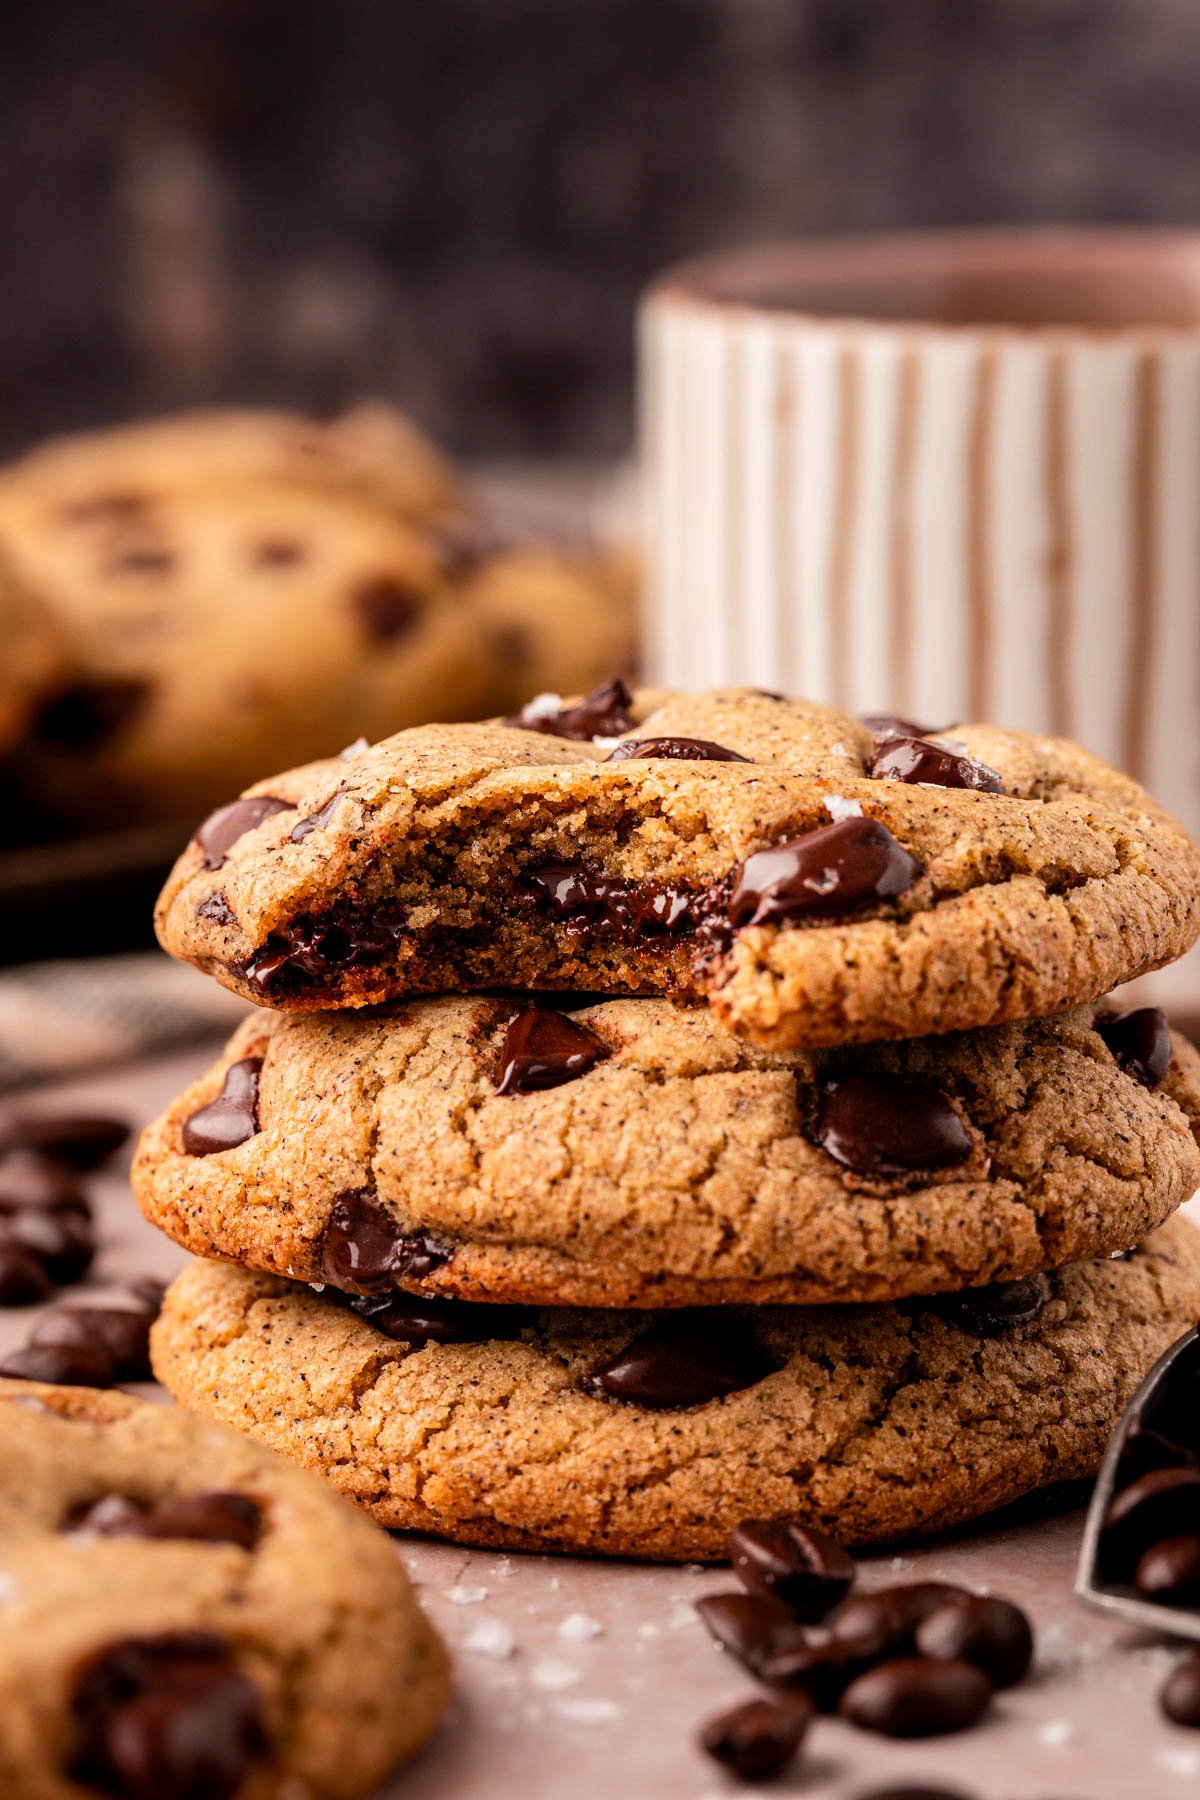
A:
2,1208,94,1285
243,909,408,994
60,491,148,523
913,1595,1033,1689
0,1340,116,1386
522,864,703,940
107,542,175,577
317,1191,451,1295
860,713,939,740
1135,1534,1200,1605
869,736,1003,793
730,1520,855,1621
290,788,348,843
606,736,750,764
196,892,237,927
69,1492,262,1550
181,1059,262,1157
196,796,292,871
31,1306,154,1381
0,1243,55,1306
69,1632,268,1800
839,1656,992,1737
829,1583,970,1663
508,676,635,740
1101,1468,1200,1580
332,1286,526,1345
0,1152,90,1216
1095,1006,1172,1089
695,1592,810,1678
250,537,305,567
582,1312,779,1409
352,574,424,641
34,679,149,748
494,1007,611,1096
815,1074,972,1178
0,1113,127,1171
1162,1652,1200,1727
729,818,920,929
699,1695,812,1783
925,1274,1051,1337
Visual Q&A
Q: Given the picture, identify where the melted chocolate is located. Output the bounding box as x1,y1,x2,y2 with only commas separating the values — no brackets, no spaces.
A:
522,864,707,940
494,1008,611,1095
605,736,751,764
196,796,292,871
816,1074,973,1177
860,713,939,740
582,1312,780,1409
728,818,920,929
196,892,236,927
507,676,635,740
290,787,348,843
34,680,149,748
68,1492,262,1550
243,910,407,995
181,1059,262,1157
329,1285,527,1344
316,1191,452,1294
1096,1006,1171,1089
869,736,1003,793
351,574,424,640
927,1273,1051,1336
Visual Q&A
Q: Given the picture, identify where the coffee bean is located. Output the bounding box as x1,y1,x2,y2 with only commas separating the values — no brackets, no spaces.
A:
869,736,1003,793
0,1341,116,1387
31,1307,154,1381
317,1190,451,1294
759,1630,865,1712
0,1113,128,1170
0,1152,90,1216
1162,1652,1200,1727
582,1313,779,1409
699,1695,813,1782
1101,1468,1200,1580
69,1631,268,1800
730,1520,855,1620
728,817,920,929
507,677,635,741
1095,1006,1172,1089
695,1592,808,1677
839,1656,992,1737
494,1008,611,1096
854,1788,976,1800
816,1075,972,1177
927,1274,1051,1337
830,1583,970,1662
914,1594,1033,1689
196,795,292,871
606,736,750,764
69,1491,262,1550
0,1243,55,1306
181,1058,263,1157
1,1208,94,1285
128,1276,167,1316
1135,1534,1200,1605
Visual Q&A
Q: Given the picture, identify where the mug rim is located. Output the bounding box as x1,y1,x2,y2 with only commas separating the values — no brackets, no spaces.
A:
645,225,1200,340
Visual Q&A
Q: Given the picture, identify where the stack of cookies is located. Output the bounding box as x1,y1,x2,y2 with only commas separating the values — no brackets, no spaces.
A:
135,684,1200,1560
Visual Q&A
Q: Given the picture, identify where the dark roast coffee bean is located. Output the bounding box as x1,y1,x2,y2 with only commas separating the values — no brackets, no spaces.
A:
69,1631,268,1800
290,787,348,843
699,1695,813,1782
0,1341,116,1386
860,713,939,741
830,1583,970,1662
341,1288,526,1346
181,1059,263,1157
0,1113,128,1170
2,1208,94,1286
34,679,148,747
728,818,920,929
0,1243,55,1306
927,1274,1051,1337
129,1276,167,1316
758,1630,867,1712
1135,1534,1200,1605
869,736,1003,793
1095,1006,1172,1089
196,795,292,870
32,1307,154,1381
606,736,750,764
0,1152,90,1216
1101,1468,1200,1579
494,1008,611,1096
1162,1652,1200,1727
507,676,635,740
695,1592,809,1677
351,574,423,641
854,1788,975,1800
70,1491,262,1550
317,1190,451,1294
582,1312,779,1409
730,1520,855,1620
816,1075,972,1177
914,1594,1033,1689
839,1656,992,1737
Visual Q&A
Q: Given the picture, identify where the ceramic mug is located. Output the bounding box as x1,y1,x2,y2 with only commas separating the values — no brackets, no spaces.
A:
639,229,1200,1013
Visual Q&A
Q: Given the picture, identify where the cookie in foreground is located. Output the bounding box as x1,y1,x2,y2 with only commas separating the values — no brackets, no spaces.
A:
0,1380,448,1798
151,1215,1200,1562
133,996,1200,1309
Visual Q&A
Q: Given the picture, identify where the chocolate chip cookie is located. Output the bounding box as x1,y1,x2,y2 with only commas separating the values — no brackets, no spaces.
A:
0,1379,448,1797
154,686,1200,1048
151,1214,1200,1561
133,996,1200,1308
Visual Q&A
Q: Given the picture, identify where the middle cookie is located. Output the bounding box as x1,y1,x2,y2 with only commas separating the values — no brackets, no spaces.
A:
134,996,1200,1309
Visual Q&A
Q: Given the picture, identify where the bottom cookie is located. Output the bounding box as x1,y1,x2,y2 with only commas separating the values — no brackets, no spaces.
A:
153,1216,1200,1563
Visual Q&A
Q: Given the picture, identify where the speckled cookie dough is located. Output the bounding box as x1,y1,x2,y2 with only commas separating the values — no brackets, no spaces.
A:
133,996,1200,1309
154,686,1200,1048
0,1380,448,1800
152,1215,1200,1562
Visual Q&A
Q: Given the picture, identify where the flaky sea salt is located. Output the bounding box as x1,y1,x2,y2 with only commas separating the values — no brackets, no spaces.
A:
522,692,563,721
461,1618,516,1659
825,794,863,822
1038,1719,1076,1748
558,1612,604,1643
444,1585,489,1606
529,1657,581,1691
1158,1746,1200,1777
553,1697,623,1725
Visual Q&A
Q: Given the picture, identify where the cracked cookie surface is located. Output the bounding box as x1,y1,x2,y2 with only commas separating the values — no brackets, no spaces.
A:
153,687,1200,1048
153,1216,1200,1561
134,997,1200,1308
0,1379,448,1800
